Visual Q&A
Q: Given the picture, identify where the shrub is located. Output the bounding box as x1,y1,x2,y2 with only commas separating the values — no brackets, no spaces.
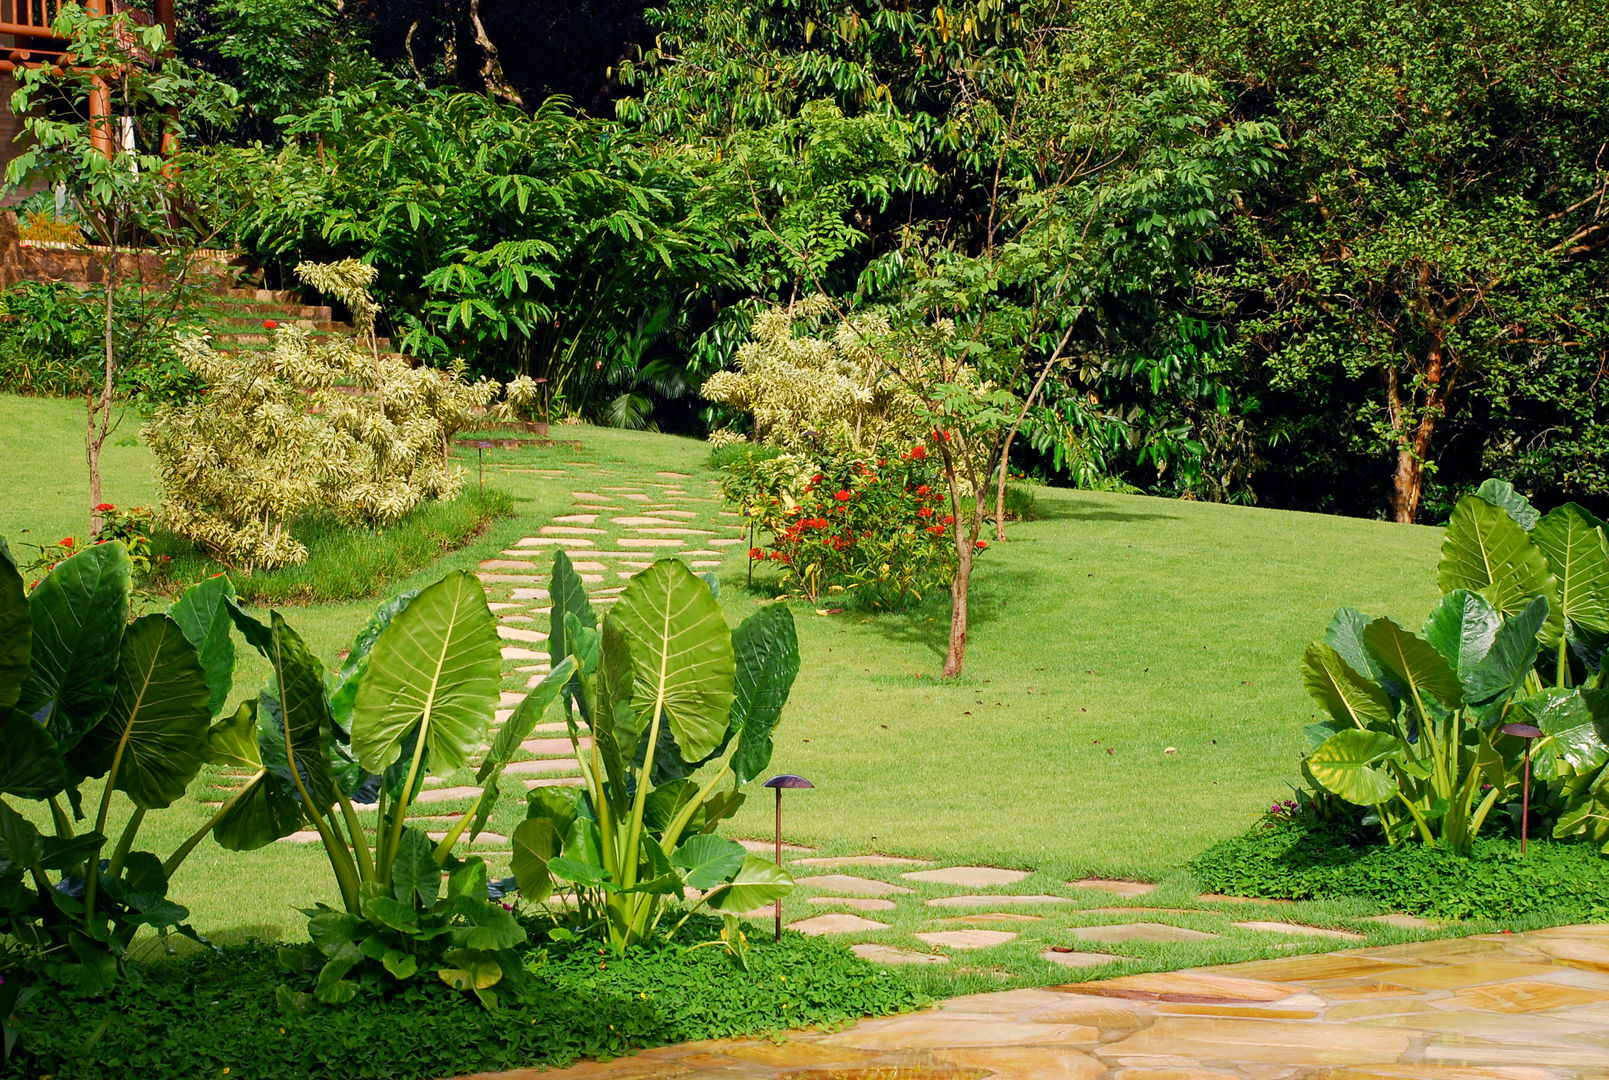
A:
1193,819,1609,922
726,444,973,607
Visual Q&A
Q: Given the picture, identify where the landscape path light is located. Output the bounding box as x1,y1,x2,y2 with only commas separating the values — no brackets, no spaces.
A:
474,441,494,496
763,774,813,942
1500,722,1544,855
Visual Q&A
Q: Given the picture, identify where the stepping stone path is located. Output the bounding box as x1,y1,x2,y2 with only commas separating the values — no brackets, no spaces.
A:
796,874,915,897
1235,920,1365,941
794,855,932,868
1041,947,1122,968
1071,922,1220,944
926,894,1070,908
806,897,896,911
788,913,889,936
1071,877,1156,896
850,943,948,966
914,929,1018,950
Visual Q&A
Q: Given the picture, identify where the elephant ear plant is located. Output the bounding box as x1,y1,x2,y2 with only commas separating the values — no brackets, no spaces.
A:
511,551,799,951
0,537,242,1017
219,570,542,1008
1299,480,1609,855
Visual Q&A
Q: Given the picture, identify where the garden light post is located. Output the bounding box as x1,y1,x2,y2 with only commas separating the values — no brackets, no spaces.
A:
1500,722,1543,855
475,441,493,497
763,774,813,942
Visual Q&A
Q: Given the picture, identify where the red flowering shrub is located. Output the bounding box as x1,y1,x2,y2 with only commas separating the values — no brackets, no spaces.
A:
752,447,976,607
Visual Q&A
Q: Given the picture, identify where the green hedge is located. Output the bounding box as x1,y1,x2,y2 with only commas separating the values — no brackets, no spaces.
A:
6,925,923,1080
1192,820,1609,922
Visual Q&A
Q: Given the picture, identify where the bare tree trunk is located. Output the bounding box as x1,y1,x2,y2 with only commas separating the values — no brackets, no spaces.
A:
88,265,117,536
943,543,971,678
1388,332,1446,525
994,325,1075,540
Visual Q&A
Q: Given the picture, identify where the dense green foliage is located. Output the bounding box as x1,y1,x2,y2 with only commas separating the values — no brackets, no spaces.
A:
5,925,923,1078
1192,819,1609,922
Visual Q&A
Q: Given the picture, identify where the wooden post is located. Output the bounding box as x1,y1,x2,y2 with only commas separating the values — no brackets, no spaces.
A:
84,0,111,159
154,0,177,157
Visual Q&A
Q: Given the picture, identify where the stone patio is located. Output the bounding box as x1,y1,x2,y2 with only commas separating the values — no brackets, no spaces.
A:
465,924,1609,1080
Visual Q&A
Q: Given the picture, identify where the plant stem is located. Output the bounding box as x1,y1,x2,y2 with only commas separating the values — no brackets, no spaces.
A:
336,789,374,881
106,806,145,879
163,779,256,877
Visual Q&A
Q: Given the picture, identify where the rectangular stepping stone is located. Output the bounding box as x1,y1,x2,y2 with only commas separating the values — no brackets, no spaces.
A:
622,493,652,502
806,897,896,911
903,866,1030,887
413,785,484,804
1072,877,1157,896
522,737,588,755
514,536,594,547
1071,923,1220,943
738,839,814,855
497,625,549,643
571,492,614,502
504,758,579,775
426,830,508,846
499,692,525,706
1235,920,1364,941
498,614,535,624
947,913,1044,924
795,874,914,897
681,549,722,557
277,830,323,843
501,646,547,660
851,944,948,966
619,538,686,547
479,560,544,571
652,510,698,519
795,855,933,868
541,525,607,535
1042,948,1122,969
495,709,512,724
788,913,889,935
511,588,549,600
487,602,522,611
612,516,686,526
915,930,1019,950
708,538,743,546
524,776,584,789
625,527,713,536
926,894,1071,907
480,574,546,585
568,561,608,572
552,514,599,524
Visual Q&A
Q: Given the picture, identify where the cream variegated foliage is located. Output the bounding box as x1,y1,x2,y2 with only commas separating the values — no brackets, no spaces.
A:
701,297,925,453
147,327,499,572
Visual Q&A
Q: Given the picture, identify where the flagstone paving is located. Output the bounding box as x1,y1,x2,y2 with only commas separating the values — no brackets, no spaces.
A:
479,924,1609,1080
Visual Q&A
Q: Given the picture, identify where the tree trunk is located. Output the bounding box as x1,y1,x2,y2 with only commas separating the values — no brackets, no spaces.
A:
88,268,117,536
943,542,971,678
1388,332,1445,525
994,332,1072,540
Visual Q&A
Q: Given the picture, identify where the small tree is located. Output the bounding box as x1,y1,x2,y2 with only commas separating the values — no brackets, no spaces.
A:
4,6,236,534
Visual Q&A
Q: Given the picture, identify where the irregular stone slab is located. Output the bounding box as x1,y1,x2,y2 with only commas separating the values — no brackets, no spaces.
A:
570,492,614,502
494,709,512,724
552,514,598,524
1234,921,1365,941
1042,948,1123,969
498,614,534,624
541,525,608,535
479,574,545,585
914,930,1018,950
413,785,483,804
619,537,687,547
903,866,1031,887
1448,978,1609,1014
1070,923,1220,944
499,691,525,706
278,830,322,843
824,1015,1097,1051
1100,1015,1412,1066
523,671,553,687
934,1046,1104,1080
1064,970,1298,1003
787,913,889,935
504,758,578,775
1071,877,1157,897
611,516,685,526
510,588,549,600
487,602,522,612
514,536,594,546
850,944,948,966
622,493,652,502
524,776,584,788
652,509,698,519
795,855,933,868
806,897,896,911
948,912,1044,925
568,561,608,572
627,527,713,536
497,625,548,643
795,874,914,897
501,646,547,661
926,894,1070,908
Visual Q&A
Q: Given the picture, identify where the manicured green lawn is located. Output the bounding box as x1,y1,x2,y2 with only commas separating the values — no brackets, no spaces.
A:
2,393,1456,983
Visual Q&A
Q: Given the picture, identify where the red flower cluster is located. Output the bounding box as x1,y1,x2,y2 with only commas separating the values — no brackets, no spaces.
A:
906,444,928,460
748,547,763,560
60,537,74,548
262,319,279,330
94,502,115,512
834,490,852,502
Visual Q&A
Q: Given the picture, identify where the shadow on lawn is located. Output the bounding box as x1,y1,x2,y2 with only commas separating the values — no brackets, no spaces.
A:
1032,497,1183,525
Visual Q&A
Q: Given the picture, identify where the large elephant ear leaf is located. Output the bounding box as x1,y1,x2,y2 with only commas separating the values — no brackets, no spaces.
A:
729,603,800,786
670,833,747,891
352,570,501,776
1439,494,1561,646
258,613,342,811
1474,479,1540,530
17,541,131,751
704,854,794,913
549,549,595,676
1363,617,1464,710
0,706,70,799
1306,729,1403,805
167,575,237,717
1325,607,1384,684
0,537,29,711
611,560,735,763
1533,504,1609,636
1421,590,1502,680
1464,595,1549,703
67,615,211,810
1301,642,1392,730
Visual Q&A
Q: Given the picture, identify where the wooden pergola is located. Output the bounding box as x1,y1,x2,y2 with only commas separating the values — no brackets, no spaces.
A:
1,0,176,158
